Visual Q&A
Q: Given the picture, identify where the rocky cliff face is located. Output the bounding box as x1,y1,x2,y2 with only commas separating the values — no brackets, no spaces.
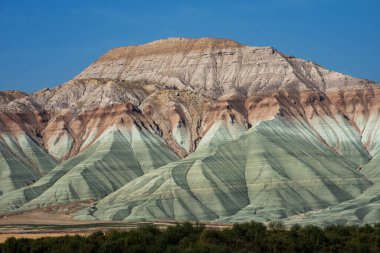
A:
0,38,380,225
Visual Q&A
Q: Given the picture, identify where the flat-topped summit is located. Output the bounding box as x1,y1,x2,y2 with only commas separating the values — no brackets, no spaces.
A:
98,37,245,61
77,37,377,96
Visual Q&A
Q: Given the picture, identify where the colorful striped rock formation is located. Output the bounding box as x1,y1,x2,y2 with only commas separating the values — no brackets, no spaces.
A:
0,38,379,225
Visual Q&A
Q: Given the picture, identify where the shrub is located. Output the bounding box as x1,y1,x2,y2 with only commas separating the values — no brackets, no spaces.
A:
1,222,380,253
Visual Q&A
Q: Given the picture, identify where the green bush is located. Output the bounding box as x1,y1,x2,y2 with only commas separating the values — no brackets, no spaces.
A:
2,222,380,253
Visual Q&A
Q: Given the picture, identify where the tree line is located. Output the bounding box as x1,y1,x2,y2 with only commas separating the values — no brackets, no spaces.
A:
1,221,380,253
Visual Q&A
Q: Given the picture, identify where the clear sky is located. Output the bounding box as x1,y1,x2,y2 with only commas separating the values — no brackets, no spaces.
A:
0,0,379,93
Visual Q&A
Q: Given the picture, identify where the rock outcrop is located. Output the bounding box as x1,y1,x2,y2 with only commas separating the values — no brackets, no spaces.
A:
0,37,380,225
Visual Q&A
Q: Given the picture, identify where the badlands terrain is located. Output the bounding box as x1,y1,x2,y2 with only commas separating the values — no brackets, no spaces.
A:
0,37,380,226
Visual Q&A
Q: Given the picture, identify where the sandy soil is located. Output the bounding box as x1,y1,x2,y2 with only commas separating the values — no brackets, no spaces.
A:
0,204,231,243
0,211,91,225
0,232,90,243
0,209,97,242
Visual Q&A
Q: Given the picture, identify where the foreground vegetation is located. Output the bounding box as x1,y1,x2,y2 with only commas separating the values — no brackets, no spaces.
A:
1,221,380,253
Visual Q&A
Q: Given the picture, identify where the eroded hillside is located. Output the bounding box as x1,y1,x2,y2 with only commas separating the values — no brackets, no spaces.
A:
0,38,379,225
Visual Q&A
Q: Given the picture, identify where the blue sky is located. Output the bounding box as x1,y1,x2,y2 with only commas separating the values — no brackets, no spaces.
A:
0,0,379,93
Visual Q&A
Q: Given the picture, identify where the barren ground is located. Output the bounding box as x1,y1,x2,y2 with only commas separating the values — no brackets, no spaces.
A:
0,203,231,243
